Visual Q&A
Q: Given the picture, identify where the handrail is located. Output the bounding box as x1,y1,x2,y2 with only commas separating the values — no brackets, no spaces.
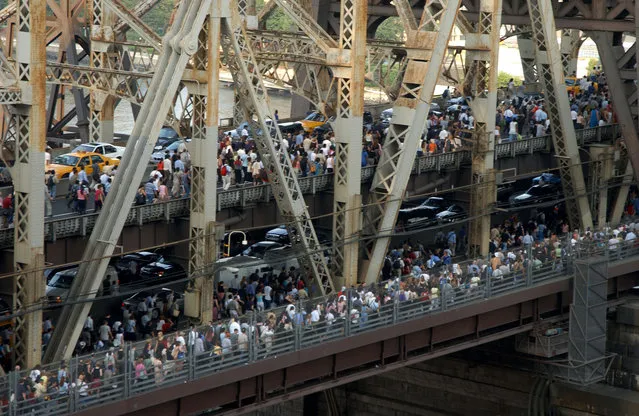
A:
0,236,635,415
0,124,620,248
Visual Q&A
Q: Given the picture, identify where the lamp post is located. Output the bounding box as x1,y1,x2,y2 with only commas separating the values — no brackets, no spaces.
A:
226,230,248,257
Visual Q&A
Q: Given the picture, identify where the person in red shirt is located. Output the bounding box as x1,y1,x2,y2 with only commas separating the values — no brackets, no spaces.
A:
94,184,105,211
1,193,12,228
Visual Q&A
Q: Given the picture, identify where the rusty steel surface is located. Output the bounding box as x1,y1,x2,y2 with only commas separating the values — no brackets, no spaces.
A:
71,266,638,416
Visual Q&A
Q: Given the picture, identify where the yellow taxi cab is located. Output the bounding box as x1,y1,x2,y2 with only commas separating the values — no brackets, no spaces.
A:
565,77,580,95
48,151,120,179
300,111,329,133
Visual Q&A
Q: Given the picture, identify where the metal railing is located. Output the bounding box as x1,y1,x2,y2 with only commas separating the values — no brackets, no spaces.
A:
0,236,635,415
0,124,621,248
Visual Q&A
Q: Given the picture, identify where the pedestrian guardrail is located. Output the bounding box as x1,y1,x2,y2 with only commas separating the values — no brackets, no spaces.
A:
0,236,634,416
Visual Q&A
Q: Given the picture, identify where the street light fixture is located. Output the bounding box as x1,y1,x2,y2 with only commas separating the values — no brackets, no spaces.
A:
226,230,248,257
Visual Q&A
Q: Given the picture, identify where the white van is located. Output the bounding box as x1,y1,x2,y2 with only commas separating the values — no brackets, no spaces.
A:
215,254,300,289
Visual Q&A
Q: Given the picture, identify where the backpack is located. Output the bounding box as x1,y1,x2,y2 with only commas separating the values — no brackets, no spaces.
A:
220,165,227,176
135,193,146,205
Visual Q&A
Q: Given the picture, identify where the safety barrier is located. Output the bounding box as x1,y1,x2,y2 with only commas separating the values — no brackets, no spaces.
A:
0,124,621,248
0,236,634,415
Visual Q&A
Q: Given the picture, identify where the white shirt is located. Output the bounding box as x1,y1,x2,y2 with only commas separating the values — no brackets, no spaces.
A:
571,110,578,120
438,130,449,141
626,232,636,241
100,173,110,186
310,309,320,322
504,109,514,118
509,121,518,135
326,156,334,169
164,158,172,173
45,152,51,165
241,128,249,137
263,285,272,300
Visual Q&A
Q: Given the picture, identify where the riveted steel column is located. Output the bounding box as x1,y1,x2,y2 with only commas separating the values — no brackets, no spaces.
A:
12,0,46,368
593,32,638,225
466,0,501,258
330,0,366,288
517,32,538,84
88,0,116,143
187,10,223,324
526,0,593,230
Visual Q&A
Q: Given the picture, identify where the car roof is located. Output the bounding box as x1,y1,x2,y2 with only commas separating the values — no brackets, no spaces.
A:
61,151,103,157
251,241,281,247
267,227,288,235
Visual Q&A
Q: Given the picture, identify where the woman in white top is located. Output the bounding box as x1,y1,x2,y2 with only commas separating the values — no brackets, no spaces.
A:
509,120,518,141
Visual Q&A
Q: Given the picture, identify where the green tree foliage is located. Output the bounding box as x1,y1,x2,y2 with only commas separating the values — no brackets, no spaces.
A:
121,0,175,37
374,17,404,42
497,71,521,88
587,58,601,75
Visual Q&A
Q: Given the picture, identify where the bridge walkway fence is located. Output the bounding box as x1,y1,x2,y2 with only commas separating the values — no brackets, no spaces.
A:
0,124,621,249
1,235,637,416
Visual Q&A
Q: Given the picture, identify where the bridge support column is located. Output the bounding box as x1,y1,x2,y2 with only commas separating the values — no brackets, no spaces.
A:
187,13,223,324
88,0,116,143
592,32,638,225
560,29,581,77
11,0,47,368
525,0,593,231
466,0,501,258
89,92,115,143
331,0,367,288
588,145,613,227
516,33,538,85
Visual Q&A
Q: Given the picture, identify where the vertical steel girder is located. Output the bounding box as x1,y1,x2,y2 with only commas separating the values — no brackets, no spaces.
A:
593,33,638,225
12,0,47,368
187,15,222,324
221,2,335,295
466,0,502,257
587,145,613,227
526,0,593,231
331,0,367,287
44,0,213,362
361,0,462,284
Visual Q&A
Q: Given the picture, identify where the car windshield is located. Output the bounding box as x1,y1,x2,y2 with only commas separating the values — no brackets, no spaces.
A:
304,113,324,122
73,144,95,153
53,155,80,166
166,141,181,151
48,271,76,289
424,198,445,208
565,79,576,86
159,127,177,139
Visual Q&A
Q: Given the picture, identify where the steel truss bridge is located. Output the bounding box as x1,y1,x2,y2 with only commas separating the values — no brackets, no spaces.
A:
0,0,637,408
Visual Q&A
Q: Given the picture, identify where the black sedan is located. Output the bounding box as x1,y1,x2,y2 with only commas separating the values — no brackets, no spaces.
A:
138,261,186,287
114,251,165,285
436,204,467,223
510,184,561,207
398,197,450,223
265,225,331,246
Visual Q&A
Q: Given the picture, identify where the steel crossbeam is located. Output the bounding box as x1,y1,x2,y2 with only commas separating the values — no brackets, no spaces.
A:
361,0,462,284
271,0,337,52
44,0,213,362
222,3,335,295
103,0,163,52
